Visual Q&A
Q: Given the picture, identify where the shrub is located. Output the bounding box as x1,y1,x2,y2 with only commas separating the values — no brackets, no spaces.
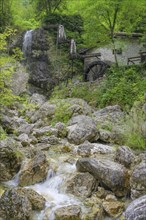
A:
51,100,73,125
50,65,146,110
121,102,146,150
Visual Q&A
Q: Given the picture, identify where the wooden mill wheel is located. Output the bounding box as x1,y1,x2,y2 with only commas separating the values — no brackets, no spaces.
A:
84,60,107,81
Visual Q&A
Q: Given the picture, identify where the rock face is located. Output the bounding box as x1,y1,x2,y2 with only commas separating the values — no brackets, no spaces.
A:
115,146,135,168
67,115,99,144
19,151,49,186
124,195,146,220
0,139,23,181
23,28,53,91
76,158,129,196
54,205,81,220
0,188,32,220
11,62,29,96
130,161,146,199
66,172,98,198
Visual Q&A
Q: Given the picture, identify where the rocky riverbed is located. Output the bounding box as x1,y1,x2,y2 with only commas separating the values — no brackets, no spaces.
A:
0,94,146,220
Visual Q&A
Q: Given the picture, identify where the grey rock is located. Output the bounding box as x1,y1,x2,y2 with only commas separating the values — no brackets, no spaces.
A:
17,122,34,135
141,121,146,139
66,172,98,198
30,101,55,123
17,133,30,147
0,139,23,181
29,93,46,106
54,205,81,220
65,98,93,116
0,188,32,220
93,105,125,144
115,146,135,168
19,151,49,186
55,122,68,138
76,158,129,196
16,188,46,210
93,105,124,126
32,126,58,137
77,141,114,157
11,62,29,96
67,115,99,144
124,195,146,220
130,161,146,199
24,28,53,91
38,135,60,145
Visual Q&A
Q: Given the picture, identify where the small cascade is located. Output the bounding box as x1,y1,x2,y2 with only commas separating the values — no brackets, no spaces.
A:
4,171,20,187
28,159,81,220
22,30,33,59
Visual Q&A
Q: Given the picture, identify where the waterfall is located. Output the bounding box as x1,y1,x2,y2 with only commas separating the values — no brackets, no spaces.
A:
22,30,33,58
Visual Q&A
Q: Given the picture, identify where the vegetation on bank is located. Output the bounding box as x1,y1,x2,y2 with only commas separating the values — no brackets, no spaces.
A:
51,65,146,110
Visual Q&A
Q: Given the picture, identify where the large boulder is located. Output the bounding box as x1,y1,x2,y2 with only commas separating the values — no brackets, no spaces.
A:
0,188,32,220
65,172,98,198
19,151,49,186
76,158,129,196
92,105,125,143
16,188,46,210
124,195,146,220
63,98,93,116
115,146,135,168
30,101,55,123
77,141,114,157
130,161,146,199
67,115,99,145
32,126,58,138
54,205,81,220
29,93,46,106
0,139,23,182
92,105,124,127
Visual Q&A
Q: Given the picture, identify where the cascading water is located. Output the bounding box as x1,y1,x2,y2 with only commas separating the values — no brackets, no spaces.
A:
29,156,82,220
22,30,33,59
4,155,83,220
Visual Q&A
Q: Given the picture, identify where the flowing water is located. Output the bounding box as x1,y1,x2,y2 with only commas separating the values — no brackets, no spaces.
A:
4,154,84,220
22,30,33,59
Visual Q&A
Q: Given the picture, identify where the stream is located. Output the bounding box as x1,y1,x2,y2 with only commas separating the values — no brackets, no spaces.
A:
4,151,87,220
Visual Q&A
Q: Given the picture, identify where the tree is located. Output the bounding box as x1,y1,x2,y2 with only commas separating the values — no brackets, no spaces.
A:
32,0,67,19
66,0,146,65
0,0,12,31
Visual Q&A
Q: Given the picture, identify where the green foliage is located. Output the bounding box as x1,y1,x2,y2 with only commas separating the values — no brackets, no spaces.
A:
43,13,83,46
32,0,67,19
121,102,146,150
66,0,146,47
96,65,146,108
51,100,72,125
0,29,21,107
0,126,7,140
0,0,12,31
51,65,146,109
11,0,40,30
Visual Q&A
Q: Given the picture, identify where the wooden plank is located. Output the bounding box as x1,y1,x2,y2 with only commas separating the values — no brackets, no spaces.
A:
114,32,144,38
